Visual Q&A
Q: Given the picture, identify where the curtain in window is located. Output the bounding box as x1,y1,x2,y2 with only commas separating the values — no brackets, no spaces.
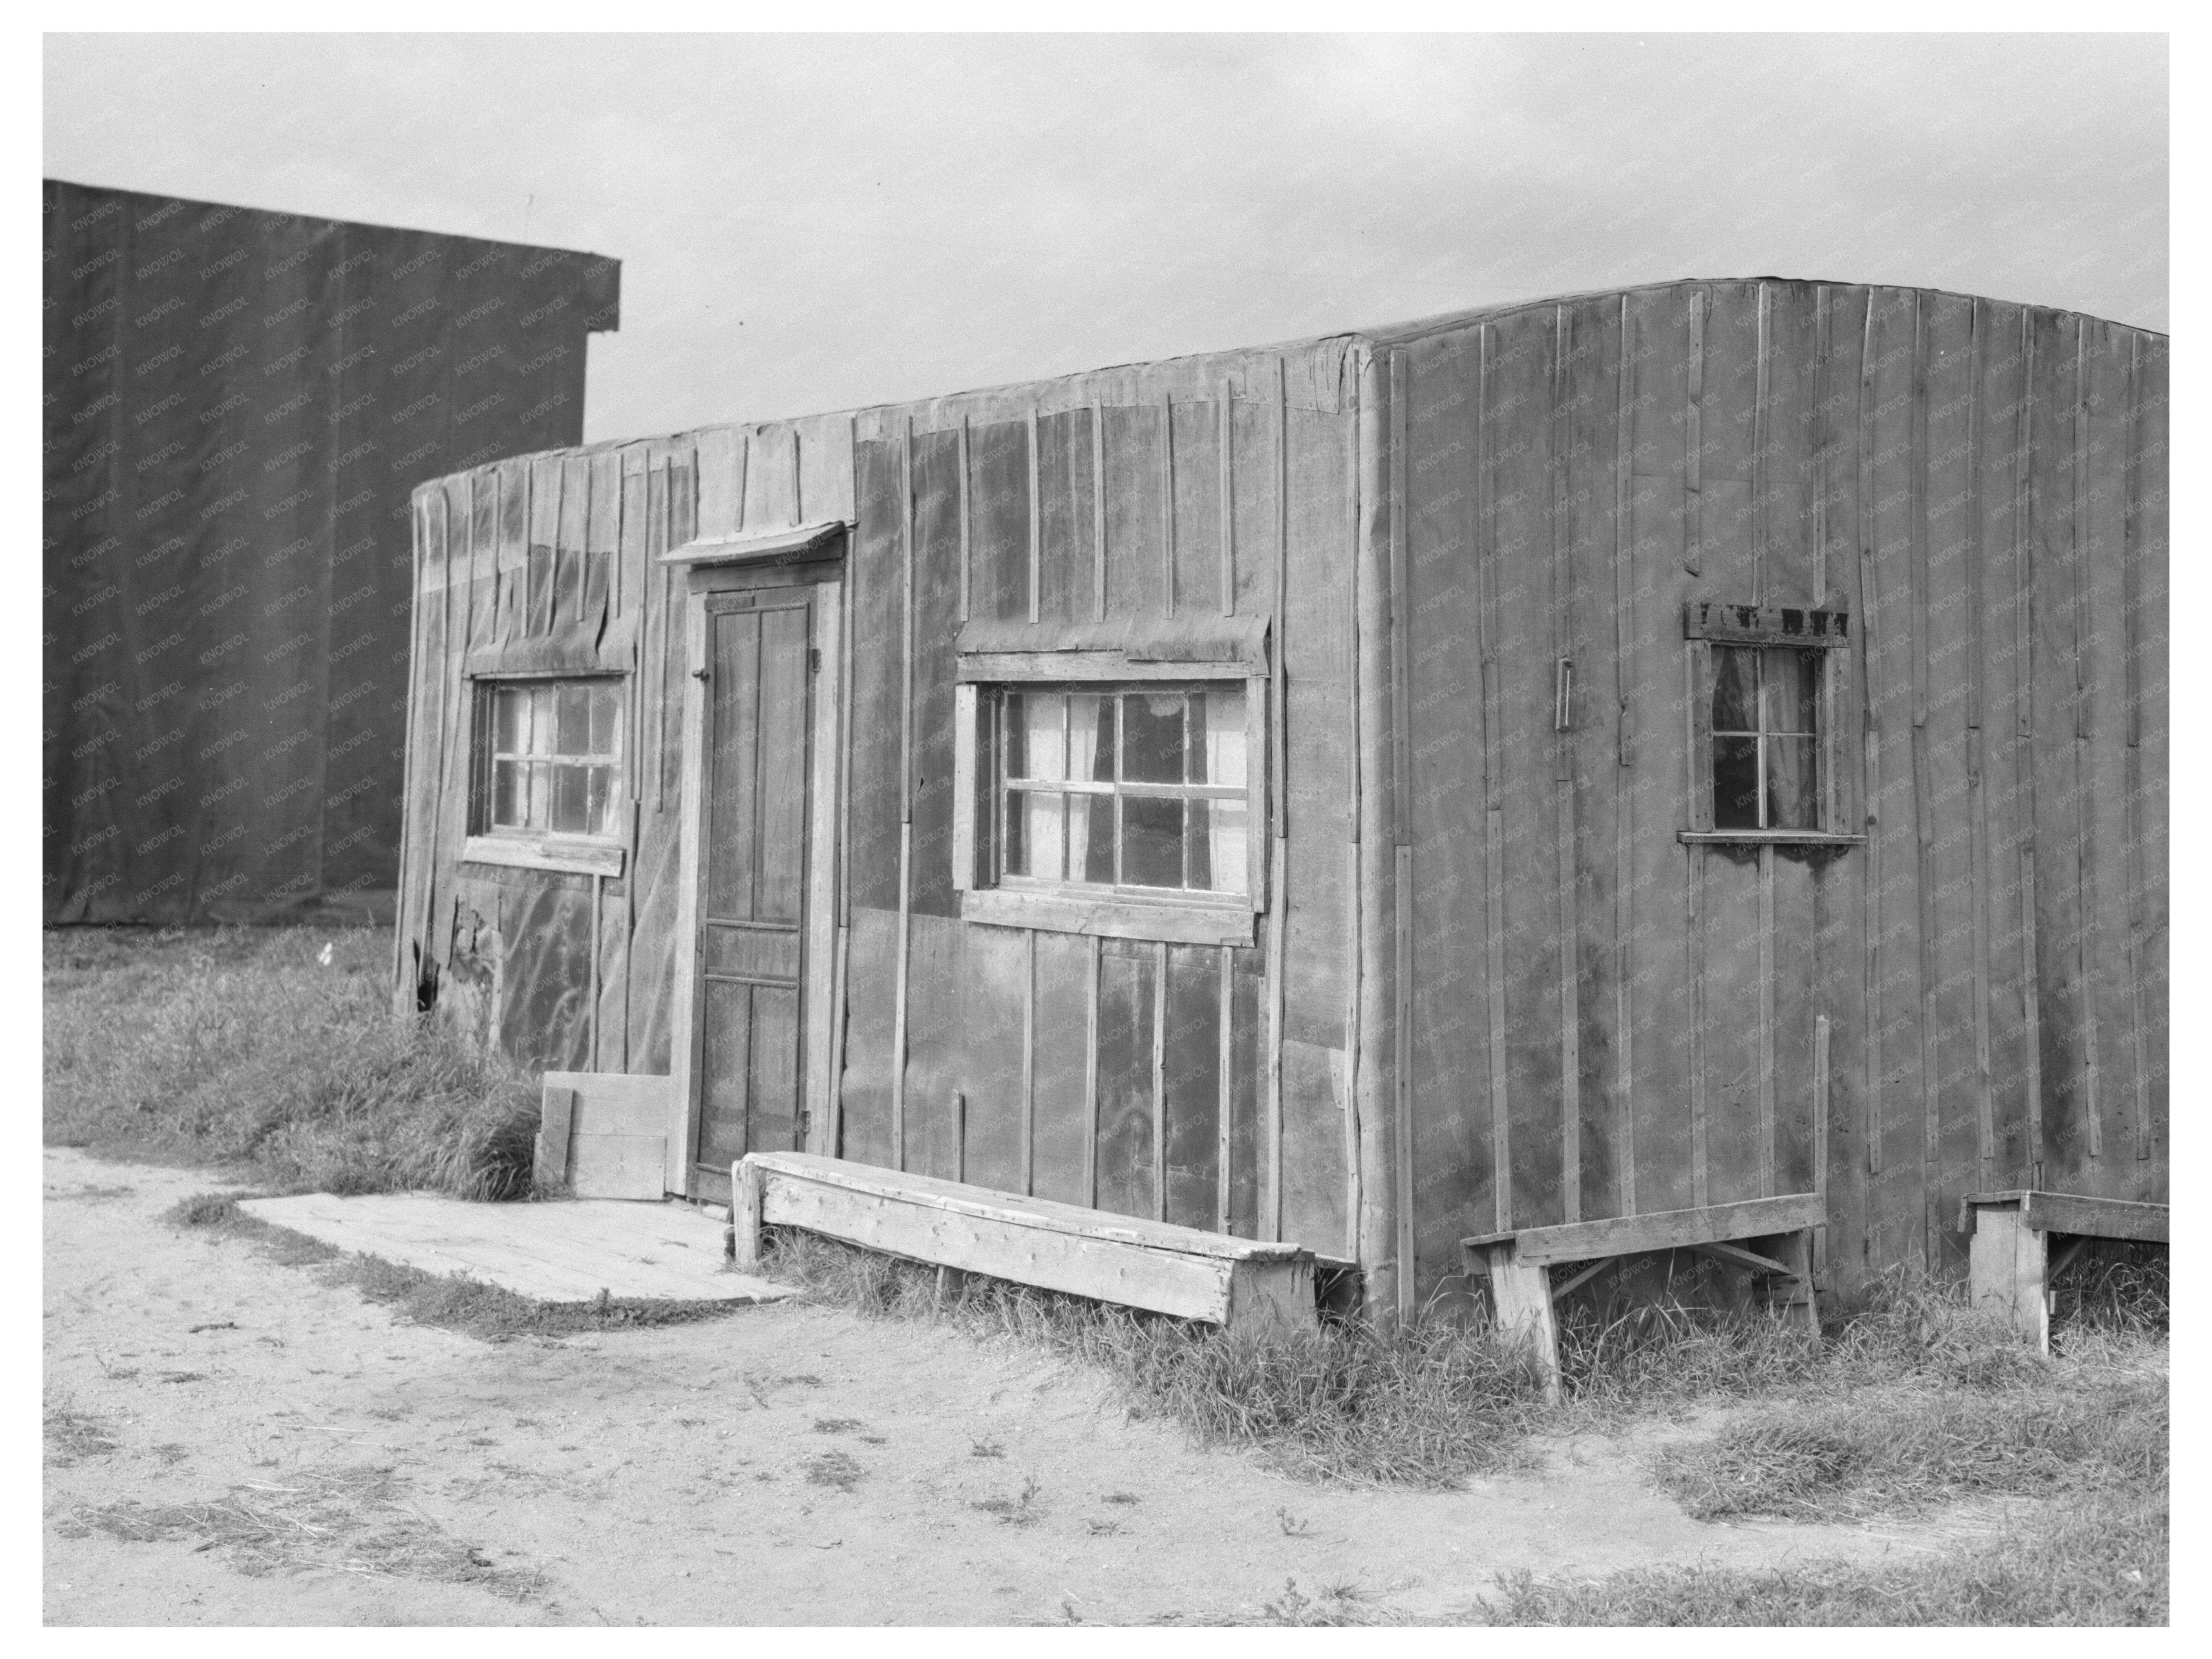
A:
1202,689,1248,895
1067,692,1112,883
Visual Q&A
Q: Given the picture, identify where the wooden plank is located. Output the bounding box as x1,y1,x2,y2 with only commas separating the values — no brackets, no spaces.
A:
1084,934,1101,1206
1091,396,1108,621
1028,930,1092,1207
1685,1237,1796,1278
1027,407,1041,624
1967,1202,2048,1350
1468,1242,1561,1403
1152,940,1169,1222
892,420,915,1169
1215,944,1233,1233
1963,1189,2169,1243
957,889,1256,947
1218,379,1236,618
564,1135,669,1202
743,1151,1307,1262
1023,929,1038,1196
1613,295,1637,1217
1466,1190,1826,1266
2015,311,2046,1184
536,1086,575,1186
762,1174,1223,1324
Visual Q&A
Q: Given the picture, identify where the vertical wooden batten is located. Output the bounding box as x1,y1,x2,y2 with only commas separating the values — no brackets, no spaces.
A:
1218,380,1236,618
892,419,916,1172
1022,929,1037,1196
2070,321,2103,1162
1084,935,1101,1207
1387,348,1415,1316
1091,397,1108,621
2121,334,2151,1161
1478,325,1511,1235
1160,394,1177,618
1338,353,1366,1267
1965,301,1995,1187
1151,940,1167,1222
1215,944,1233,1234
1612,296,1636,1216
1265,358,1290,1245
956,415,971,624
1026,407,1041,626
1550,308,1582,1224
1858,299,1885,1186
1911,293,1940,1263
2015,315,2044,1184
1753,286,1777,1201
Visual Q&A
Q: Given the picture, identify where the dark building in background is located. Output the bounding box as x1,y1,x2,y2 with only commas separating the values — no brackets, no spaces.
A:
43,179,621,924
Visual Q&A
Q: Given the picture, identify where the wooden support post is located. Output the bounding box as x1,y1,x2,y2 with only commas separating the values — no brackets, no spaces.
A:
731,1156,766,1274
1967,1202,2049,1352
1470,1240,1561,1404
536,1086,576,1188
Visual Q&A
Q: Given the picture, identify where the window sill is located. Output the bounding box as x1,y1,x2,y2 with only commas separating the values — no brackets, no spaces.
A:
1677,830,1867,848
462,834,626,878
959,886,1257,946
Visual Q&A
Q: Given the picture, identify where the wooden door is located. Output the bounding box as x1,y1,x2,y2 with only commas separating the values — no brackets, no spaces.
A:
689,587,818,1196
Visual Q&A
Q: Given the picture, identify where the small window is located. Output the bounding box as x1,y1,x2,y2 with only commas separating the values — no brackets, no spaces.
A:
465,677,628,874
992,684,1249,897
1681,599,1860,847
1710,647,1820,831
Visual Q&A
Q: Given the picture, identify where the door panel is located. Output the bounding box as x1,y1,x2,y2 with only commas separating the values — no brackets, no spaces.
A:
694,591,814,1188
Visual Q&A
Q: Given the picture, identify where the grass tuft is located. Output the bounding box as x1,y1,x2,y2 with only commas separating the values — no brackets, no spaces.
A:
62,1465,540,1596
1479,1493,2168,1626
45,925,538,1202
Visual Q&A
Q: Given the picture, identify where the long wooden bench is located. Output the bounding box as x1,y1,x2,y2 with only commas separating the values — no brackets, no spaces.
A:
1960,1190,2169,1352
1462,1192,1825,1401
732,1152,1317,1333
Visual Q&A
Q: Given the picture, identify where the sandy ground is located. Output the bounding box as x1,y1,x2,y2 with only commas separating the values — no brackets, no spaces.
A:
45,1147,1962,1626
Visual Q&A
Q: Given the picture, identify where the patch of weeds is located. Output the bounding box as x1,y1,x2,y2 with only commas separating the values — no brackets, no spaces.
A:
1479,1493,2167,1626
803,1451,863,1491
972,1474,1043,1526
152,1444,190,1465
71,1465,541,1597
159,1371,205,1384
45,926,543,1201
55,1183,139,1202
1102,1491,1140,1505
1275,1506,1312,1537
1654,1374,2168,1523
812,1417,865,1435
969,1437,1005,1459
44,1395,118,1466
1258,1578,1406,1628
1084,1518,1123,1536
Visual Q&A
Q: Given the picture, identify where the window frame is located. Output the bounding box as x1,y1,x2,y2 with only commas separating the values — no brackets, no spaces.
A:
462,670,631,878
951,650,1267,947
1679,599,1865,849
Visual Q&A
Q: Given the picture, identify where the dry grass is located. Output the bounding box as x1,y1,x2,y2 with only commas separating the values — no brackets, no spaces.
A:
61,1465,539,1596
1480,1493,2168,1626
45,924,538,1201
765,1229,1545,1488
43,1394,120,1467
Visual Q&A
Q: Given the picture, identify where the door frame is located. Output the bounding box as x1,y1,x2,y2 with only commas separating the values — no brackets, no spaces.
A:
666,553,846,1197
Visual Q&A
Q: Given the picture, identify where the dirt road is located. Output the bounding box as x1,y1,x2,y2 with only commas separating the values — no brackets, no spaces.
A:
44,1147,1950,1625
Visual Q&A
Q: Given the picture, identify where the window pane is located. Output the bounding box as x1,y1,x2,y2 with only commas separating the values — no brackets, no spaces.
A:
555,683,590,756
1069,693,1112,783
1712,647,1757,733
525,687,554,756
1122,795,1184,887
491,760,522,828
1079,794,1116,884
586,764,616,835
551,763,589,834
1022,692,1068,782
1195,799,1249,896
1762,649,1819,736
493,687,523,756
1121,692,1185,784
1713,736,1761,829
1003,693,1028,781
1197,687,1247,788
588,681,621,756
1006,790,1066,879
1766,738,1818,830
524,760,550,830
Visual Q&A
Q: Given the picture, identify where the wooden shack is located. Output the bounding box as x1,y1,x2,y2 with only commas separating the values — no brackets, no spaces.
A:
393,278,2167,1326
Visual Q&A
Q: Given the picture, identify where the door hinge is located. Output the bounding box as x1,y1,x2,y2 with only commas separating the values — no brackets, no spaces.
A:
808,647,821,675
692,668,710,683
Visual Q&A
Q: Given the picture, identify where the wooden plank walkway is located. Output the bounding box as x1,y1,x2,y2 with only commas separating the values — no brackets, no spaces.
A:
241,1192,797,1305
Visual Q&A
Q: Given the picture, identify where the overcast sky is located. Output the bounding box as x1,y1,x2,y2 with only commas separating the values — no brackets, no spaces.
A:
44,32,2167,445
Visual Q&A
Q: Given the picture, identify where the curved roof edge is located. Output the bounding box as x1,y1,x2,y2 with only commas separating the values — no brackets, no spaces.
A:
409,274,2166,500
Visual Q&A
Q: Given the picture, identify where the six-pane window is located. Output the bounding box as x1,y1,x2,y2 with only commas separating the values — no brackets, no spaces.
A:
1710,647,1819,831
994,685,1248,897
480,679,624,839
